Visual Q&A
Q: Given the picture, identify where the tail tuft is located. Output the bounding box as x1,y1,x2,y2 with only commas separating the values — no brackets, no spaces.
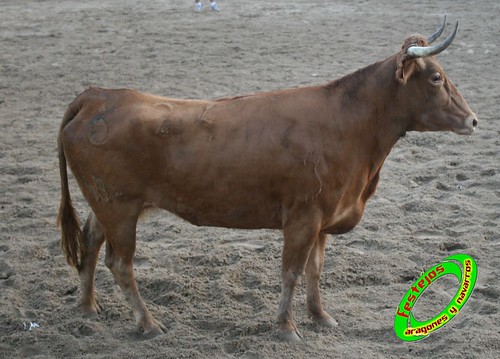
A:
57,197,85,270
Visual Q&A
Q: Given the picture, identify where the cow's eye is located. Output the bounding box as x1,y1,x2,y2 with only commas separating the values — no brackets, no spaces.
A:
432,73,443,83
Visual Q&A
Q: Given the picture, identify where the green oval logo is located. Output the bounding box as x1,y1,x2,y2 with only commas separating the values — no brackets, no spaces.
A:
394,254,477,341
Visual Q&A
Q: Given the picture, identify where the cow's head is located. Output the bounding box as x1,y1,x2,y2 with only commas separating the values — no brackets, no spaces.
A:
395,17,477,135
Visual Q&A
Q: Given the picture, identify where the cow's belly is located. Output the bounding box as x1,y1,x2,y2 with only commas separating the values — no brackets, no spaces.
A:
146,150,321,230
170,205,282,229
151,188,284,230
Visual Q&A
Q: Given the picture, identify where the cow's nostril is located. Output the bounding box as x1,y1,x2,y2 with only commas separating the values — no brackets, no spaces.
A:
472,119,478,127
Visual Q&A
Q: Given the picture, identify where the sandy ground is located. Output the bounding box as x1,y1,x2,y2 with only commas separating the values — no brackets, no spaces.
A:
0,0,499,358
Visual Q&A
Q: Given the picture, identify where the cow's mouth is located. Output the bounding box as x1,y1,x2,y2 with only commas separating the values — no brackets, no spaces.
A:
454,116,477,135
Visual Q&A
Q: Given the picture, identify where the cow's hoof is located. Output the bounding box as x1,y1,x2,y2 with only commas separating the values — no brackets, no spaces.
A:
82,311,99,319
143,326,163,339
143,321,167,339
310,310,338,328
277,328,303,342
81,303,101,318
314,314,338,328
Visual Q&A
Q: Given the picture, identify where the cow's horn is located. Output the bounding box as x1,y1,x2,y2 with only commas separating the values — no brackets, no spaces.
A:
426,15,447,44
407,21,458,58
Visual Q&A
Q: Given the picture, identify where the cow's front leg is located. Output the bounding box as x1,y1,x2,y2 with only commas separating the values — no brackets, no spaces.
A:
277,212,321,341
305,232,337,328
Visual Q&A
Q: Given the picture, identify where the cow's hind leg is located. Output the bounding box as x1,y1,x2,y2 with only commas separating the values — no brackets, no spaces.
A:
277,211,321,341
99,206,166,338
79,211,105,317
305,233,337,328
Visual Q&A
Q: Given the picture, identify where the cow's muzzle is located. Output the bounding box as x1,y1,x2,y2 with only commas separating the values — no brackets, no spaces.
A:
458,115,478,135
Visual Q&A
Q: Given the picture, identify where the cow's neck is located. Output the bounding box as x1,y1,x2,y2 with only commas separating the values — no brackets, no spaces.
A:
328,55,407,171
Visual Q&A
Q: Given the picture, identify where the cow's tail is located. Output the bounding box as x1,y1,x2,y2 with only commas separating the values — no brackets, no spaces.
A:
57,93,87,271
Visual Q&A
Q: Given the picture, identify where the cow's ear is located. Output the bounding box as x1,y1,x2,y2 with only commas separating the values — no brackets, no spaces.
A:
396,57,420,84
396,36,428,84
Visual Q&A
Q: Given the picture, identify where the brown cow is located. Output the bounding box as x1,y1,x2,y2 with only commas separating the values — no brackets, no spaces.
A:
57,18,476,341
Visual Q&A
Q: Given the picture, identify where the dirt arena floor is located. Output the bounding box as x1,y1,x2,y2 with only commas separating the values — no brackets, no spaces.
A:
1,0,499,358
